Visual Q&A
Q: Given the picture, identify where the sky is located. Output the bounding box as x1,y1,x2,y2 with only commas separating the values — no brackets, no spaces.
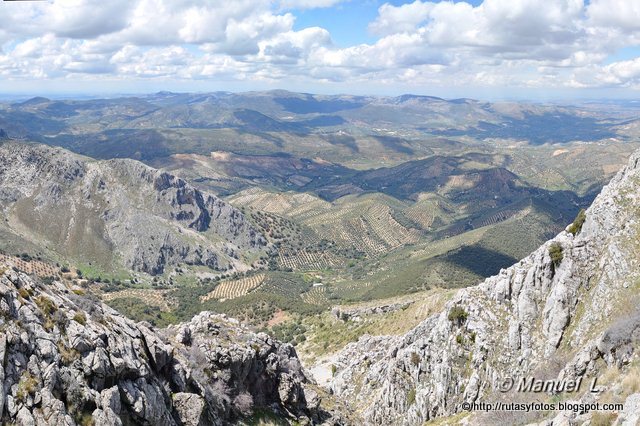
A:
1,0,640,99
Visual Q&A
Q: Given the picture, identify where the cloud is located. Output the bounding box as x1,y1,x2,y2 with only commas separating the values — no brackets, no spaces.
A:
1,0,640,95
279,0,346,10
587,0,640,31
369,0,586,60
369,1,434,36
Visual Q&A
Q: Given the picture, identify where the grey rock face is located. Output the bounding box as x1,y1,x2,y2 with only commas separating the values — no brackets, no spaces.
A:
0,142,268,275
330,150,640,425
0,265,323,425
172,393,205,426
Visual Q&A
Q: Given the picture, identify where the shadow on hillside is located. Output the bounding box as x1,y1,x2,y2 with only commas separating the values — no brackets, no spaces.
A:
441,244,519,278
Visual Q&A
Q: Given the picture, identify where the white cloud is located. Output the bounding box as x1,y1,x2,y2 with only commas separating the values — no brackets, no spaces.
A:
369,1,434,36
587,0,640,31
1,0,640,95
369,0,586,60
279,0,346,10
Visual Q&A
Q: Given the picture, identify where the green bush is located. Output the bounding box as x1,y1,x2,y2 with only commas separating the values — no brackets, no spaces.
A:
17,288,31,300
567,209,586,235
42,276,55,285
407,388,416,405
448,305,468,326
73,312,87,326
106,297,178,328
35,296,57,317
16,372,38,402
548,243,564,267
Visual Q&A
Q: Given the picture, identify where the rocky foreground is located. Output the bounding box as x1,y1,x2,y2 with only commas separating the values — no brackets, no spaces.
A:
0,263,342,425
329,151,640,424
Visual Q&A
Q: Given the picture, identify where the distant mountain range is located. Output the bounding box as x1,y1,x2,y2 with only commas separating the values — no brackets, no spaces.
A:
0,90,630,164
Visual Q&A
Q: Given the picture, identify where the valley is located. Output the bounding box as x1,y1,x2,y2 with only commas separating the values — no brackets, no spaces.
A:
1,91,640,388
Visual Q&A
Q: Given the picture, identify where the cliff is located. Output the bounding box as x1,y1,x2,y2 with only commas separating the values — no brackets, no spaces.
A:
330,150,640,424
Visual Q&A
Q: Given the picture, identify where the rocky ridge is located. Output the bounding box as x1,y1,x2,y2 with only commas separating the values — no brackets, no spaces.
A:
0,142,267,275
0,260,337,425
329,149,640,424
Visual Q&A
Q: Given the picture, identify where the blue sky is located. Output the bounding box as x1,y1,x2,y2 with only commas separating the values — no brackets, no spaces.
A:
1,0,640,99
293,0,485,47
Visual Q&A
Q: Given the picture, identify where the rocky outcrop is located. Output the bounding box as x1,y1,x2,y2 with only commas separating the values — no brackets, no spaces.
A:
331,302,412,322
330,150,640,424
0,264,334,425
0,142,268,275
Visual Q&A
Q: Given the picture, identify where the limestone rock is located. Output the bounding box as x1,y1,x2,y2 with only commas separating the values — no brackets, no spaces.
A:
0,268,325,425
173,392,206,426
329,149,640,425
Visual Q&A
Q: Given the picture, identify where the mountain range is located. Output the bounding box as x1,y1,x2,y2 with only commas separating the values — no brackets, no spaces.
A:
1,91,640,424
2,147,640,424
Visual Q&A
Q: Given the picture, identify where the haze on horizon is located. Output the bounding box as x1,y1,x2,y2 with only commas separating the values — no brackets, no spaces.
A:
2,0,640,100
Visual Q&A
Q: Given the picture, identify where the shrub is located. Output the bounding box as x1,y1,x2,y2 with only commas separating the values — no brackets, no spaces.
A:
58,341,80,364
407,388,416,405
590,412,616,426
410,352,421,366
16,372,38,402
61,266,70,273
73,312,87,326
448,306,468,326
456,334,465,345
549,243,564,267
35,296,57,317
567,209,586,235
18,288,31,300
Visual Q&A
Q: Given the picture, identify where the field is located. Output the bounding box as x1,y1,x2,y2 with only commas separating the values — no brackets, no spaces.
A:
200,273,266,302
300,285,330,305
101,289,175,311
278,249,343,271
0,254,60,278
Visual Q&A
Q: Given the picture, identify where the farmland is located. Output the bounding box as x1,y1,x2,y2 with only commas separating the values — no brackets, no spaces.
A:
200,273,266,302
102,288,175,311
0,254,60,278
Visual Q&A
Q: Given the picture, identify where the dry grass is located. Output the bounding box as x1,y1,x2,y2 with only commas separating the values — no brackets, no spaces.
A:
590,412,617,426
621,366,640,397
